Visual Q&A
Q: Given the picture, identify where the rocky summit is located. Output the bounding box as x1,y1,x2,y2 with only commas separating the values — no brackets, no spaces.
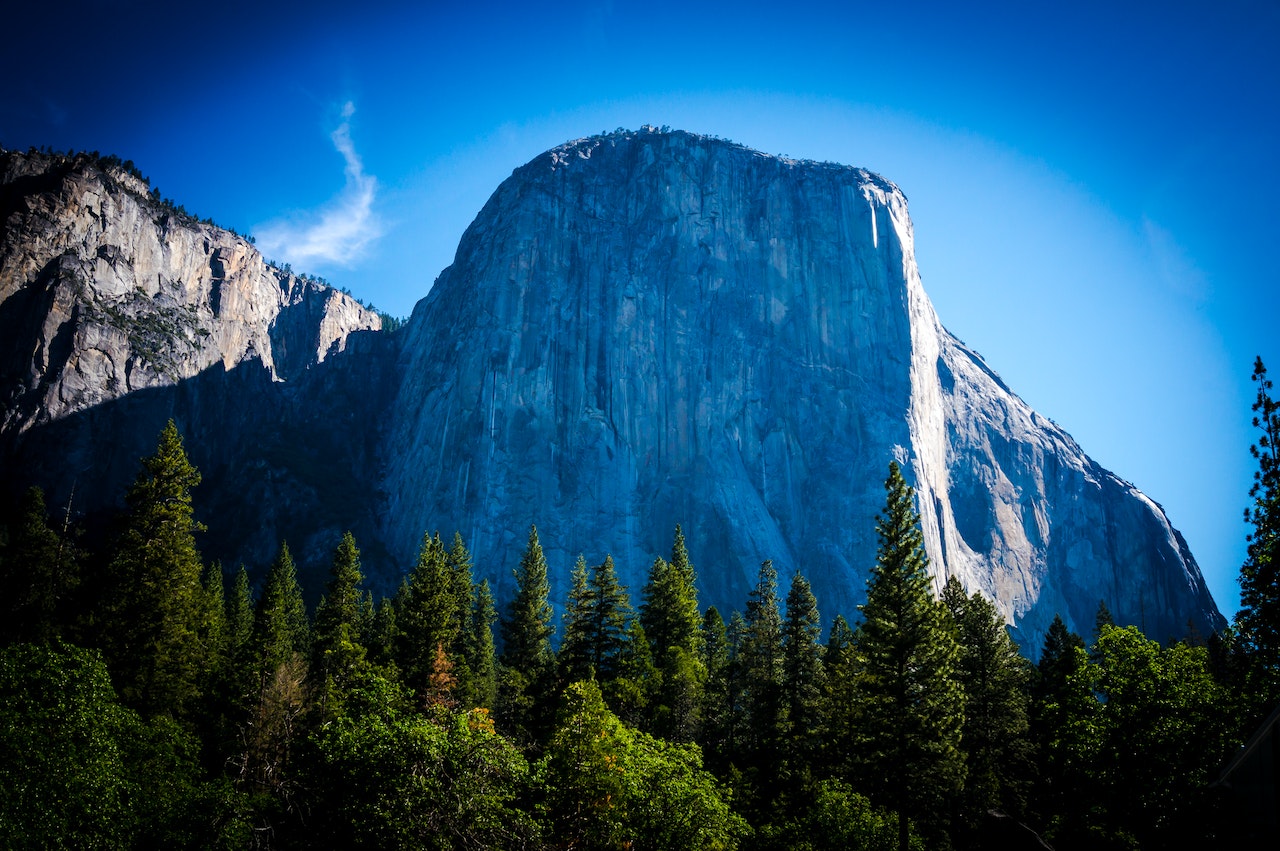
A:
0,130,1225,647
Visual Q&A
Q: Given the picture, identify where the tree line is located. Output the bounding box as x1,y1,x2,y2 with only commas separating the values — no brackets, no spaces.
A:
2,358,1279,849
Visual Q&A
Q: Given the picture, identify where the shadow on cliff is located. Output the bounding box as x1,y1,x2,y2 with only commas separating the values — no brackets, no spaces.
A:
0,328,399,601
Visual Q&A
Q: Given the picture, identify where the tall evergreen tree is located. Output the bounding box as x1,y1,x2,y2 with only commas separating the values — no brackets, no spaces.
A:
196,561,230,711
558,554,595,685
1238,356,1280,715
99,420,208,719
241,540,310,810
466,579,498,710
698,606,734,766
737,559,785,810
640,526,707,741
942,577,1032,839
312,532,369,714
1029,616,1096,843
825,614,854,661
446,532,479,703
225,566,255,662
253,541,310,671
781,571,824,776
586,555,632,681
497,525,556,743
851,461,964,851
397,532,460,701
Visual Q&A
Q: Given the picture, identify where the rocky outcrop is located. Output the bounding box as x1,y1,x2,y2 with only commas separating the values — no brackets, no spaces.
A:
0,134,1225,647
0,149,386,594
0,149,379,435
383,128,1223,647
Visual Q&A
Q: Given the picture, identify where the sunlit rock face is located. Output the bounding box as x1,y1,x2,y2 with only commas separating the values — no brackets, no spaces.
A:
0,149,386,590
0,135,1224,645
383,128,1223,647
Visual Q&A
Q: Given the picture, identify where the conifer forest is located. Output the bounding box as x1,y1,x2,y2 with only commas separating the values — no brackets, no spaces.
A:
1,358,1278,850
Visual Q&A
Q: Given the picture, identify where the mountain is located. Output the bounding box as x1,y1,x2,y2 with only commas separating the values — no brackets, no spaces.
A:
0,148,392,592
0,133,1225,647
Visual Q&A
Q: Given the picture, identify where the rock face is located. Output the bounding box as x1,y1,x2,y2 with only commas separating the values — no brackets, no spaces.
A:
0,149,388,592
0,133,1225,647
383,129,1223,647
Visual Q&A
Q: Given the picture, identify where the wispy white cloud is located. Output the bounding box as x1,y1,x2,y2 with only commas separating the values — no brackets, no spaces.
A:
255,101,381,267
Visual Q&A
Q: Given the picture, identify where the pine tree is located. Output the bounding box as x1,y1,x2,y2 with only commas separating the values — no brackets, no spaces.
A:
500,526,555,671
397,532,460,700
497,525,556,743
214,564,256,751
1029,614,1094,837
197,561,230,710
698,606,732,766
366,595,398,668
781,571,824,776
242,540,310,805
558,554,595,685
466,579,498,709
559,554,636,714
640,526,706,741
586,555,632,681
99,420,208,719
738,559,785,809
225,564,254,651
446,532,479,703
312,532,369,714
641,526,704,660
851,461,964,851
942,577,1032,836
1238,356,1280,714
825,614,854,660
254,541,310,671
609,618,658,728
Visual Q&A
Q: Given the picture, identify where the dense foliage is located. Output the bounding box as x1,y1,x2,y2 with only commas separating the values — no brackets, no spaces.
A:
0,384,1272,848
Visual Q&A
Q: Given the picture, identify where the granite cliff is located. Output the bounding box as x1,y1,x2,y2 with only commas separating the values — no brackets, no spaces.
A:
0,149,389,590
384,129,1223,646
0,133,1225,646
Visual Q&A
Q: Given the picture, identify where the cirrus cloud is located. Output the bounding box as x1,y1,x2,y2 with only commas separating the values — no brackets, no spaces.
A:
255,102,382,267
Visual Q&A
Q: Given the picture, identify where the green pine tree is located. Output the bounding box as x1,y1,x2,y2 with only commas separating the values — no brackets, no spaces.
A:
253,541,310,671
640,526,706,741
241,540,310,810
941,576,1032,837
397,532,460,702
497,525,556,743
312,532,369,715
698,606,733,766
738,559,785,811
446,532,479,704
1029,615,1095,842
1238,356,1280,716
781,571,824,778
466,579,499,710
558,554,595,685
851,461,964,851
587,555,633,682
99,420,208,719
825,614,854,660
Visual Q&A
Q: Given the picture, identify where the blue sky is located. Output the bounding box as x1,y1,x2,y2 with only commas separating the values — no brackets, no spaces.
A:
4,0,1277,618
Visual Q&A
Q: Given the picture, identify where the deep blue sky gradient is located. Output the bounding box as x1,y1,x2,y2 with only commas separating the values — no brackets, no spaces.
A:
4,0,1276,619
